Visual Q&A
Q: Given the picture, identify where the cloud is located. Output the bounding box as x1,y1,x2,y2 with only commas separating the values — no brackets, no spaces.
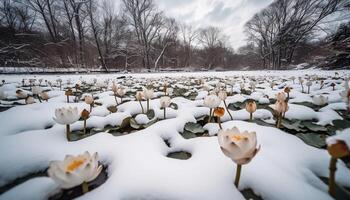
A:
116,0,273,50
155,0,273,49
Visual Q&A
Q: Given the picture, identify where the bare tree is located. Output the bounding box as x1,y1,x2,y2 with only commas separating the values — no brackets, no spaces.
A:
245,0,349,69
180,23,198,67
122,0,163,70
154,17,178,71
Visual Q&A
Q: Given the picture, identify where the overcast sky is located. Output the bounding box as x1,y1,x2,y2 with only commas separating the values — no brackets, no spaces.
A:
154,0,274,49
114,0,274,50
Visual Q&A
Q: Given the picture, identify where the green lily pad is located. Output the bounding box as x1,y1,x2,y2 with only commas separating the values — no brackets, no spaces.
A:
181,130,198,139
296,133,326,148
184,122,205,134
146,109,155,119
332,120,350,130
169,103,178,110
167,151,191,160
282,120,307,132
301,121,328,132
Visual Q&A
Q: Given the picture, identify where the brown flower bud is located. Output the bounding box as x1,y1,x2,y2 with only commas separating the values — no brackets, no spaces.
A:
81,109,90,120
214,107,225,118
327,140,350,158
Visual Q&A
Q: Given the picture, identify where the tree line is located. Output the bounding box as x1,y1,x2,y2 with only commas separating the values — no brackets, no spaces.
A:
0,0,349,72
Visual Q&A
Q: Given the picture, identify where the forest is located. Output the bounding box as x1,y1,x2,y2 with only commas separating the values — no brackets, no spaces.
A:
0,0,349,72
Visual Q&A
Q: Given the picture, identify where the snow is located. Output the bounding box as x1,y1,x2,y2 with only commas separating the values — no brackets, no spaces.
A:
0,69,350,200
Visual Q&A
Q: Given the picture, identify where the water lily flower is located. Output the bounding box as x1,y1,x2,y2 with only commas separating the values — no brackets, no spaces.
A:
40,92,49,102
326,139,350,197
217,127,260,187
290,76,296,84
143,88,154,113
214,107,225,129
32,86,43,102
276,92,286,102
56,79,62,90
65,88,73,103
53,107,80,141
218,91,233,120
84,96,94,112
16,89,28,99
48,151,102,193
204,95,221,109
312,95,328,106
272,100,289,128
202,83,210,91
117,88,126,103
245,101,257,121
25,96,35,104
299,77,304,93
249,82,256,92
204,95,221,123
218,91,227,101
160,96,171,119
111,82,119,94
135,91,145,113
306,81,312,94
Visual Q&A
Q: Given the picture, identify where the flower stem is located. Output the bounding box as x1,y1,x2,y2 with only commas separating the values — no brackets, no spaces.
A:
66,124,70,141
139,101,144,114
37,95,42,103
147,99,150,113
164,107,166,119
114,95,119,105
208,108,213,123
277,114,282,128
217,117,222,129
82,182,89,194
66,95,69,103
234,164,242,188
83,120,87,135
249,113,253,121
90,104,93,113
224,100,233,120
328,157,337,198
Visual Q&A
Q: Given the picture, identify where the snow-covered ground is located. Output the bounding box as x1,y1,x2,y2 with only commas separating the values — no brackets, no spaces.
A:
0,70,349,200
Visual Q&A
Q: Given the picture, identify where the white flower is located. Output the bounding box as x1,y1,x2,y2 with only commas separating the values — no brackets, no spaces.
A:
143,88,154,100
32,86,43,95
276,92,286,102
84,96,94,105
41,92,49,101
202,83,210,91
271,100,289,114
218,91,227,101
218,127,260,165
48,151,102,189
111,83,119,94
53,107,80,125
313,95,328,106
25,96,35,104
16,90,28,99
166,87,174,95
160,96,171,108
117,88,126,97
203,95,221,108
135,91,144,101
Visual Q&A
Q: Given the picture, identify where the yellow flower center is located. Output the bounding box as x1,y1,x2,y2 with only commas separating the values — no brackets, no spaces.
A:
66,158,85,172
231,135,247,141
